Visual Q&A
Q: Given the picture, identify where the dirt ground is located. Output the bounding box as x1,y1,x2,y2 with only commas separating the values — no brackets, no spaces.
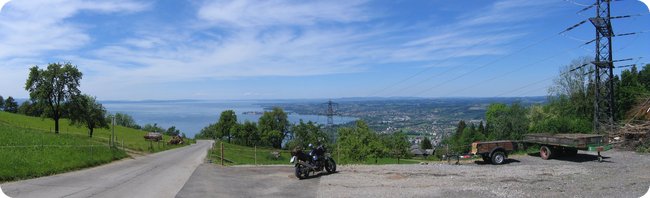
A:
178,149,650,198
317,150,650,198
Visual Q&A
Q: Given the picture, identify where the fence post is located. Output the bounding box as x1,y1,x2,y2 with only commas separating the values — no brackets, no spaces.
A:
337,144,340,164
220,142,224,166
254,145,257,166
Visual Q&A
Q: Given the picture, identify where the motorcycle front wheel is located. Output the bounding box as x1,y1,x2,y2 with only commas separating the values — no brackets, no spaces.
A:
325,158,337,173
295,165,308,179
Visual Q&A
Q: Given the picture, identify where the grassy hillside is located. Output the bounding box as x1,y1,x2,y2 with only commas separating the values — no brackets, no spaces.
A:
0,112,188,152
0,111,194,181
0,123,128,181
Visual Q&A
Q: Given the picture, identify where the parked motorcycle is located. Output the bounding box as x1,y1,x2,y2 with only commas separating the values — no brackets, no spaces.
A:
290,144,336,179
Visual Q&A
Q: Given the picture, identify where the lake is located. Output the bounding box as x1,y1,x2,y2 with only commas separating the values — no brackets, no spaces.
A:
102,100,357,137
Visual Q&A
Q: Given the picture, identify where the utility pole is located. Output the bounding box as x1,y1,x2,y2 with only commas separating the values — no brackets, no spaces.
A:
589,0,615,133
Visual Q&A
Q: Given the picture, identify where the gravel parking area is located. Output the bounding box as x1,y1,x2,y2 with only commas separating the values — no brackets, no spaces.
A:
318,150,650,198
178,149,650,198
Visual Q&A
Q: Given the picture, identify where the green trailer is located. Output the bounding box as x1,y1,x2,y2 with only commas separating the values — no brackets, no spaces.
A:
523,133,612,162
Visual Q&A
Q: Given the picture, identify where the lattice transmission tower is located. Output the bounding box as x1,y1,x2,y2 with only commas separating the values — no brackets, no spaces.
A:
324,100,338,127
589,0,615,133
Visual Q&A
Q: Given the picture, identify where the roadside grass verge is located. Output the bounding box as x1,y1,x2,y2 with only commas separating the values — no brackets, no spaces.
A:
209,141,289,165
0,124,128,181
0,112,190,153
209,141,448,166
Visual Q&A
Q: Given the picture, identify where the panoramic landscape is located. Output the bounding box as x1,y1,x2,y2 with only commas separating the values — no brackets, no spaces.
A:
1,0,650,198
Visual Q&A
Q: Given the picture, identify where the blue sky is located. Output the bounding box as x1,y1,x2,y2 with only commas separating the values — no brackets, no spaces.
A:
0,0,648,100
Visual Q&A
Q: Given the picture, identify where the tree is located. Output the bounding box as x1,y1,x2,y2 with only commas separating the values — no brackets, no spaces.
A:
287,120,327,149
420,136,433,150
337,120,377,162
25,63,82,134
485,102,529,140
18,100,43,116
143,123,164,132
240,121,259,146
68,95,109,137
386,132,410,160
197,123,217,139
215,110,238,142
166,126,181,136
0,95,4,110
258,107,289,148
4,96,18,113
107,113,141,129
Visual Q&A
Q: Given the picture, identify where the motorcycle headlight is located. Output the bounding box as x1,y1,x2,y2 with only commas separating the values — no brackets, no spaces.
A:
290,156,296,163
313,156,318,161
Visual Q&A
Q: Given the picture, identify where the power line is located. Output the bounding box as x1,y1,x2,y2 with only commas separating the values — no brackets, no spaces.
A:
411,34,559,96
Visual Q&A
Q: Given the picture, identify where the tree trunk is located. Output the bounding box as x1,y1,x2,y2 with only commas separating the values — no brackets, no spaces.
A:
89,128,94,137
54,117,60,134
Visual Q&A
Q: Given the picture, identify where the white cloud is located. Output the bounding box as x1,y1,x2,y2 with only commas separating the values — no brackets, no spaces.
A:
197,0,370,27
0,0,149,97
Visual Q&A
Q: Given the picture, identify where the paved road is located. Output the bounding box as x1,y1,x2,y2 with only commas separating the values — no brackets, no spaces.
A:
2,140,213,198
176,165,323,198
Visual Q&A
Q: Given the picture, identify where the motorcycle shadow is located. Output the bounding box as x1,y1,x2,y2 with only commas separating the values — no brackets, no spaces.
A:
300,171,340,180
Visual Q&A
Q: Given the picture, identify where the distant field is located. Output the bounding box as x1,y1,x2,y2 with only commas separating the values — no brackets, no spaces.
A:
0,112,189,152
209,141,439,166
0,124,128,181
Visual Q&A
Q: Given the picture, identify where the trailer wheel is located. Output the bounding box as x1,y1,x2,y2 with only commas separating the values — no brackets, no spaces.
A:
491,151,506,165
540,146,552,160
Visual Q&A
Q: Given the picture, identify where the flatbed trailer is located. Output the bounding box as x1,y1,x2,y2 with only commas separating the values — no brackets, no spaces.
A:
470,140,518,165
470,133,612,164
523,133,612,162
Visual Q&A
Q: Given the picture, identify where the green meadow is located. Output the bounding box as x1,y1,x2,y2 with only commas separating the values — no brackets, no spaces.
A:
0,111,192,181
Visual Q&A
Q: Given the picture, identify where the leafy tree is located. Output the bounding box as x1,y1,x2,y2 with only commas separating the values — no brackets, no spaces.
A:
287,120,327,149
17,100,44,116
262,130,283,148
197,123,217,139
143,123,164,133
637,64,650,90
386,131,410,160
4,96,18,113
259,107,289,148
240,121,259,146
337,120,377,162
0,95,4,110
25,63,82,134
615,65,649,120
166,126,181,136
420,136,433,150
215,110,238,142
485,102,529,140
68,95,109,137
107,113,141,129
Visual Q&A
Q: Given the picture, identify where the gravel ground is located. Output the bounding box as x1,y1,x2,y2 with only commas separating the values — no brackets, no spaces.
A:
178,149,650,198
318,150,650,198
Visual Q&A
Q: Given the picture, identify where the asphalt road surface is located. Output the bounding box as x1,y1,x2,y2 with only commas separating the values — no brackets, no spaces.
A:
176,165,322,198
2,140,213,198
